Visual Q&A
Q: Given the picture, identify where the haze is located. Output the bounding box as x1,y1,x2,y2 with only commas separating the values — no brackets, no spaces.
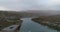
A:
0,0,60,11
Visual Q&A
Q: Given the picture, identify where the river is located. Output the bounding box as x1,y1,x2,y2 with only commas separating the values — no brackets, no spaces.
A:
19,18,60,32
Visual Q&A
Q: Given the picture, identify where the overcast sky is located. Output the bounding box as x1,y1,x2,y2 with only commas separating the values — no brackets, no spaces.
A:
0,0,60,11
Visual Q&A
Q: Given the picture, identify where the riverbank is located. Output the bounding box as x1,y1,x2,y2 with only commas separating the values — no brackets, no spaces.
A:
0,18,23,31
32,15,60,31
0,11,23,31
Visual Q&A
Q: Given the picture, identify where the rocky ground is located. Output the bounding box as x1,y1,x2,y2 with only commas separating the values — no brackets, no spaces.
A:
32,15,60,31
0,11,23,31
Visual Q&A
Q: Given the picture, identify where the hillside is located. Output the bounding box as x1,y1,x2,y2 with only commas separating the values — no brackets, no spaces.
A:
32,15,60,30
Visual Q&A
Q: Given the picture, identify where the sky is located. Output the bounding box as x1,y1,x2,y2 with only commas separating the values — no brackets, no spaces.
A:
0,0,60,11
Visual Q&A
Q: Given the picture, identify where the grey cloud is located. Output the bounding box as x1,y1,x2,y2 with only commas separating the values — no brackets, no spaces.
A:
0,0,60,10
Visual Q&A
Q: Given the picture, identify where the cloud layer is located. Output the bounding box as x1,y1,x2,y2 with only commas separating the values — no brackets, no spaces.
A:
0,0,60,11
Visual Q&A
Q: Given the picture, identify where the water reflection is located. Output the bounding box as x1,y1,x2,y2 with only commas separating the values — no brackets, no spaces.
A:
19,18,60,32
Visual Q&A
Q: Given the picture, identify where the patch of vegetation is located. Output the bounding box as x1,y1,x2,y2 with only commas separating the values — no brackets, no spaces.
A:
0,11,23,30
32,15,60,31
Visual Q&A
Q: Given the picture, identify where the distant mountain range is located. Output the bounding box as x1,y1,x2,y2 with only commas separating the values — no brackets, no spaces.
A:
0,10,60,17
20,10,60,16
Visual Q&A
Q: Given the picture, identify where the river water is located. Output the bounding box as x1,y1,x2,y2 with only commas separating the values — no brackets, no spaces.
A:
19,18,60,32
